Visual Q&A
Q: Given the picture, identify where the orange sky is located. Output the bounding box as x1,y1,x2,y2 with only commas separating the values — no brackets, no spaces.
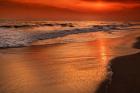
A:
0,0,140,21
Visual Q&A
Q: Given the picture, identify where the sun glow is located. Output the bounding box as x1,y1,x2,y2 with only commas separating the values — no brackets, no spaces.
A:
95,2,106,8
93,2,109,10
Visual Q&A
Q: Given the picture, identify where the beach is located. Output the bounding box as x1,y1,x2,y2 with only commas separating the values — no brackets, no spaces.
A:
97,30,140,93
0,21,140,93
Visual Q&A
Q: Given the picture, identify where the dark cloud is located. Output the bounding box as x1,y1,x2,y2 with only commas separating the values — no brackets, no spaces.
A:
82,0,140,3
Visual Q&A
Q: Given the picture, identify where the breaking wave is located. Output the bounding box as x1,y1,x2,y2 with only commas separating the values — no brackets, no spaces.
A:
0,22,140,48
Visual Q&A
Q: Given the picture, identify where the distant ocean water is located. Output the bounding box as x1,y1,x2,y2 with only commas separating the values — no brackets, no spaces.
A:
0,21,140,48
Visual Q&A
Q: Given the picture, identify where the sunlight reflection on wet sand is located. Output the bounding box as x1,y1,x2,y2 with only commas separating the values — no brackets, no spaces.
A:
0,30,140,93
0,38,111,93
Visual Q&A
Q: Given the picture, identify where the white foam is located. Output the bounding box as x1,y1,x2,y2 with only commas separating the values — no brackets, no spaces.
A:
0,23,139,48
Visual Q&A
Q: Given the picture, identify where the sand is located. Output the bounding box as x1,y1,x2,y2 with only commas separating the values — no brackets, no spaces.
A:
97,31,140,93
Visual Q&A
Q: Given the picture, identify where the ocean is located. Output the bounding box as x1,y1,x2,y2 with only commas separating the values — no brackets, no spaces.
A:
0,21,139,48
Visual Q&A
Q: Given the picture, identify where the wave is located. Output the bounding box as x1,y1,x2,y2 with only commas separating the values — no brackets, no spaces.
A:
0,23,139,48
0,23,75,28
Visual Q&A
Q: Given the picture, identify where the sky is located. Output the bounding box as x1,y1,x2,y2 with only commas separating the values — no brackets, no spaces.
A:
0,0,140,21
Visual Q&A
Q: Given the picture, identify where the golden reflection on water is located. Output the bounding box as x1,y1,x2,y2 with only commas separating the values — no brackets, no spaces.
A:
0,55,42,93
0,38,111,93
98,39,108,64
88,37,110,65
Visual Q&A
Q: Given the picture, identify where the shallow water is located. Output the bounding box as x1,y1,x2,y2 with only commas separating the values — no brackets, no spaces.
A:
0,41,111,93
0,21,140,93
1,34,140,93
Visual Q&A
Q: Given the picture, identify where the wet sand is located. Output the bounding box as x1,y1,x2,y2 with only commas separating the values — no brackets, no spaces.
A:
0,41,110,93
96,36,140,93
98,37,140,93
0,30,140,93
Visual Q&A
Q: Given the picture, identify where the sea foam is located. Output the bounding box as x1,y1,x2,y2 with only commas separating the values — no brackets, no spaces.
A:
0,23,139,48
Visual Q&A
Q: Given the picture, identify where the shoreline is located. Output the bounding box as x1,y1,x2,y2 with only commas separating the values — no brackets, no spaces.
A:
96,35,140,93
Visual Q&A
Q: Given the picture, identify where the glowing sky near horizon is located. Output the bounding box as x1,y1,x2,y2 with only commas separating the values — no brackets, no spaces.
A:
0,0,140,20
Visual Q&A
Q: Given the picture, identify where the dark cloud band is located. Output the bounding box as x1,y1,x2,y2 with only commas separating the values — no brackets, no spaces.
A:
82,0,140,3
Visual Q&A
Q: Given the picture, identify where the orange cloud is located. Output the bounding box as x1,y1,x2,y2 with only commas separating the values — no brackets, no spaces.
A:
11,0,140,12
0,0,140,20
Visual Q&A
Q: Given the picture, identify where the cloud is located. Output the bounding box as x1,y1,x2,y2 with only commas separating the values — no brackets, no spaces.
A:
0,0,140,20
9,0,140,11
82,0,140,3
